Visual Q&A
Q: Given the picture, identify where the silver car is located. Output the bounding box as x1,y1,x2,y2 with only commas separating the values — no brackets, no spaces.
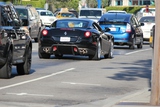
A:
37,10,57,26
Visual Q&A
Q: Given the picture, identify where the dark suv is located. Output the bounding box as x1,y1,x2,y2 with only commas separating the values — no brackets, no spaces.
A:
15,5,41,42
0,2,32,79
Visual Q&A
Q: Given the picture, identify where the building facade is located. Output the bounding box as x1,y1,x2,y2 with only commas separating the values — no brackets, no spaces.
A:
111,0,155,6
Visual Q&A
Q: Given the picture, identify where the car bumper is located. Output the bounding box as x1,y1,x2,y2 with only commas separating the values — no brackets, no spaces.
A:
112,33,132,45
39,39,97,56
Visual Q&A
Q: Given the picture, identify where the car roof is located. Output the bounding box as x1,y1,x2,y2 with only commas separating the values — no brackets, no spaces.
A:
14,5,33,9
103,13,132,17
0,2,13,6
99,13,132,22
56,18,94,22
37,10,52,12
107,10,127,13
80,8,103,10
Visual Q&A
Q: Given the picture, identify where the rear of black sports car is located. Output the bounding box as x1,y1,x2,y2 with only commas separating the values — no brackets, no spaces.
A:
39,27,99,58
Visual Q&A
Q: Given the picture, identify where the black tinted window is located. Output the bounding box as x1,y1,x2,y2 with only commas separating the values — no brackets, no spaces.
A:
80,10,102,16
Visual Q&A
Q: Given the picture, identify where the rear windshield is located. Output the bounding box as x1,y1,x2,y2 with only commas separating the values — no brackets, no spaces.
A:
80,10,102,16
40,11,54,16
61,13,76,18
52,20,89,28
139,17,155,23
99,14,129,24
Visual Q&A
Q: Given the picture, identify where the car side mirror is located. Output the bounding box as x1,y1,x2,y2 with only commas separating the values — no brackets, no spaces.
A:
30,17,35,21
140,23,144,26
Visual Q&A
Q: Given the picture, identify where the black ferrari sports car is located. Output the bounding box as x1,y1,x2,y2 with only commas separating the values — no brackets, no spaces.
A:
38,18,114,60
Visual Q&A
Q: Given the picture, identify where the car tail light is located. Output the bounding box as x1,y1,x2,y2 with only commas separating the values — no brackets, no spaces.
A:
84,31,91,38
126,23,131,33
53,46,57,51
73,47,78,52
42,29,48,36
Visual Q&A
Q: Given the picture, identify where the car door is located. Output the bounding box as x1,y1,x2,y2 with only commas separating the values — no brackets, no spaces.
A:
93,22,110,52
130,16,143,43
28,8,37,38
8,5,26,61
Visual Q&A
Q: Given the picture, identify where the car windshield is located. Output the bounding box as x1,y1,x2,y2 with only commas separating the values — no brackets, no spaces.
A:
139,17,155,23
15,8,28,19
52,20,89,28
80,10,102,16
61,13,75,18
99,14,129,24
40,11,54,16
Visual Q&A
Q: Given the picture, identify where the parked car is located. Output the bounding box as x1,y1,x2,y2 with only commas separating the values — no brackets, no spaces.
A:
149,25,155,48
139,16,155,41
0,2,32,79
98,13,144,49
15,5,42,42
36,10,57,26
136,7,155,20
106,10,127,14
38,18,114,60
78,8,105,22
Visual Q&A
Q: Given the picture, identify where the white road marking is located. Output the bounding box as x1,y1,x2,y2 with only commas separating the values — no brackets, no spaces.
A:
0,68,75,90
62,82,101,86
125,48,151,55
6,93,54,97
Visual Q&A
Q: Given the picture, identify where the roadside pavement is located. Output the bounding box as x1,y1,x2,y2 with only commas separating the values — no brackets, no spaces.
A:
110,88,159,107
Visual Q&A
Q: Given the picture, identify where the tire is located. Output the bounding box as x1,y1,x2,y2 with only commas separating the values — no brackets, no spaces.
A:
137,39,143,49
38,51,50,59
34,38,38,42
0,50,12,79
17,47,32,75
129,37,135,49
89,41,101,60
104,40,114,59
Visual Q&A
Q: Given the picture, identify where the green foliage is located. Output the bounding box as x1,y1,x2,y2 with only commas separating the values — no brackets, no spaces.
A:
21,0,45,8
106,6,144,14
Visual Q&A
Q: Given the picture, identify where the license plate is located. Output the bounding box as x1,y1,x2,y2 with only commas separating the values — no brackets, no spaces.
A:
110,27,116,31
60,37,70,42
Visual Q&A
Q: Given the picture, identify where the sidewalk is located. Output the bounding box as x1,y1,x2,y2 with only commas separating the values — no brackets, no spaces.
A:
111,88,159,107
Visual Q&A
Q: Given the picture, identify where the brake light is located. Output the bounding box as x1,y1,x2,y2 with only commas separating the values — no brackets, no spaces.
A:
84,31,91,38
42,29,48,36
126,23,131,33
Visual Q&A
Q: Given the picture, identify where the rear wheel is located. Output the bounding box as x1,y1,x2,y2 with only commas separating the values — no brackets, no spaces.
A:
129,37,135,49
137,39,143,49
89,41,101,60
104,40,114,59
39,52,50,59
0,50,12,79
17,47,32,75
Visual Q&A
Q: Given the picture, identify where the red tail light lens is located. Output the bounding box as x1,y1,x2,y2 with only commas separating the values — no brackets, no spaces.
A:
126,23,131,33
84,31,91,38
42,29,48,36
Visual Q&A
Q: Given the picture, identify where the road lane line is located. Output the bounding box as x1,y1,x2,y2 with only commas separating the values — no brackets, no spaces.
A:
6,93,54,97
0,68,75,90
125,48,151,55
62,82,101,86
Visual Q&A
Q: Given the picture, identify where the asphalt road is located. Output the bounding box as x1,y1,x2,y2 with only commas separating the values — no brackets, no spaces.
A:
0,41,152,107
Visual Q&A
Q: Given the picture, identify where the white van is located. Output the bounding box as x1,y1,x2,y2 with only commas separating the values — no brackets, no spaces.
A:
79,8,105,22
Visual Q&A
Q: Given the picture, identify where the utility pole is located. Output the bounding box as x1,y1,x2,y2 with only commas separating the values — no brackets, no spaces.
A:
150,0,160,105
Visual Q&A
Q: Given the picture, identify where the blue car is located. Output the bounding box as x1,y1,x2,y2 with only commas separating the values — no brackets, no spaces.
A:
98,13,144,49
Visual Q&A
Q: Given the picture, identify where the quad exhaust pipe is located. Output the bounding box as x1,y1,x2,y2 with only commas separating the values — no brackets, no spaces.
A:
79,49,87,54
43,47,50,52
